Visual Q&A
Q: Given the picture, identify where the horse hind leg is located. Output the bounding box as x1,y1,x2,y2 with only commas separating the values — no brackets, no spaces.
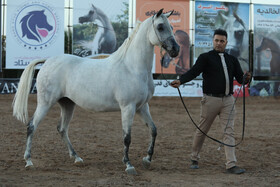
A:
57,98,83,165
24,104,52,168
136,103,157,169
24,118,35,168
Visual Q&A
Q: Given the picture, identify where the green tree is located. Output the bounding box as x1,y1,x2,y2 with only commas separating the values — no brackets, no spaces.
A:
113,2,129,49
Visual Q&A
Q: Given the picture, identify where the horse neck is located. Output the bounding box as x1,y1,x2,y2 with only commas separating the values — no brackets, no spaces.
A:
95,8,114,31
124,19,154,73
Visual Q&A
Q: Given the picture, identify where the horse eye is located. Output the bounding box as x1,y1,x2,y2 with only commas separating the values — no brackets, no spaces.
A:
89,10,94,15
157,24,164,32
234,30,244,39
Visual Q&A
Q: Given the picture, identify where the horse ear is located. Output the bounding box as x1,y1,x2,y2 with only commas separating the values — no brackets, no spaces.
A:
233,12,246,28
164,10,174,18
156,9,164,18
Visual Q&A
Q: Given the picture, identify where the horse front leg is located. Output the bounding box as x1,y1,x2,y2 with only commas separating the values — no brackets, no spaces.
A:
137,103,157,169
121,105,137,175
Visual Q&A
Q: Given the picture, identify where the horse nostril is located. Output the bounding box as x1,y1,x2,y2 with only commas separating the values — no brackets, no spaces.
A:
169,41,180,57
79,17,84,23
172,45,180,57
163,38,180,57
169,47,179,57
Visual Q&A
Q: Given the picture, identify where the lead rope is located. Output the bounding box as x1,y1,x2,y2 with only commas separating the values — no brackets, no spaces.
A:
159,49,247,147
176,82,246,148
218,78,246,150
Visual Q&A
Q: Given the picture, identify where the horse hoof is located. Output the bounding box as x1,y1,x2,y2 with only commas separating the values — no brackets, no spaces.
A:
25,160,34,169
142,157,151,169
74,157,84,165
125,166,137,175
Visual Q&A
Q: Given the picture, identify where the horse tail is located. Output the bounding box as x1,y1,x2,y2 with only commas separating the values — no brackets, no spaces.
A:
12,59,46,124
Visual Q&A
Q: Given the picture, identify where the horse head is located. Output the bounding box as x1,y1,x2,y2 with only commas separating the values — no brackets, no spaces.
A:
150,9,180,58
161,30,189,69
20,10,53,43
79,4,98,24
256,37,277,52
221,12,246,57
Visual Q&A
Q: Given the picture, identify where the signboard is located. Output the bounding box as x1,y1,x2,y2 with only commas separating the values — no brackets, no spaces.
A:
6,0,64,69
254,4,280,77
195,1,249,72
154,79,202,97
72,0,129,57
0,78,36,94
136,0,190,75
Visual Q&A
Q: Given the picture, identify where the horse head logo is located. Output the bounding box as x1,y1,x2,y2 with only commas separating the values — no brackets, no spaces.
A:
79,4,98,24
20,10,53,43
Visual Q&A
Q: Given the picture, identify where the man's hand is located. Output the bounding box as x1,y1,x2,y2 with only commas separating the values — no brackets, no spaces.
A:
170,80,181,88
244,72,252,84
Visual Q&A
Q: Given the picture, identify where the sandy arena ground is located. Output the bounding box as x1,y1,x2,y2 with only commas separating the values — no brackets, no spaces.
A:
0,94,279,186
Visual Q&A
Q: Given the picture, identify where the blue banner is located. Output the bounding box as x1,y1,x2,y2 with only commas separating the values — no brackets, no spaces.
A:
254,4,280,77
194,1,249,72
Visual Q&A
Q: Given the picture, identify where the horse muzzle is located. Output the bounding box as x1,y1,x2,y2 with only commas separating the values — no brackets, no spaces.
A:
79,16,88,24
162,37,180,58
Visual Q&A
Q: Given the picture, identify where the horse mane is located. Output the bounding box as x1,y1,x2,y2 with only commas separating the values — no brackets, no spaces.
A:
109,20,143,62
264,37,277,44
233,12,246,29
20,12,41,42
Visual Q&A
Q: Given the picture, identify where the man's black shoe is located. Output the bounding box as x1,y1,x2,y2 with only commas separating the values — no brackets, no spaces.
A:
190,160,199,169
227,166,245,174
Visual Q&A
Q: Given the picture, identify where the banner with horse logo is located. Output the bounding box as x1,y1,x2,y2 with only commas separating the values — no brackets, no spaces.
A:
72,0,128,58
254,4,280,77
194,1,249,72
136,0,190,75
6,0,64,69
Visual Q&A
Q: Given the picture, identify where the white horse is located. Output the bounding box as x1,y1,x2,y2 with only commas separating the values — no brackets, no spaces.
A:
79,4,117,55
13,9,179,175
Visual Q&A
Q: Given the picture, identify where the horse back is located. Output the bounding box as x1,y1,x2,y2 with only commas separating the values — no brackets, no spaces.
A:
36,54,112,103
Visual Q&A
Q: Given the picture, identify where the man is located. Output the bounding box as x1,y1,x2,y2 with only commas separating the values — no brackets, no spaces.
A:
171,29,251,174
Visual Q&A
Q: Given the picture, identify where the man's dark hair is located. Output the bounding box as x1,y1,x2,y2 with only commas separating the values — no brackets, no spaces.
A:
213,29,227,39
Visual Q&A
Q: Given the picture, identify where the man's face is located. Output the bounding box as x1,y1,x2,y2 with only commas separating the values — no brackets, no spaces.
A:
213,34,227,52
